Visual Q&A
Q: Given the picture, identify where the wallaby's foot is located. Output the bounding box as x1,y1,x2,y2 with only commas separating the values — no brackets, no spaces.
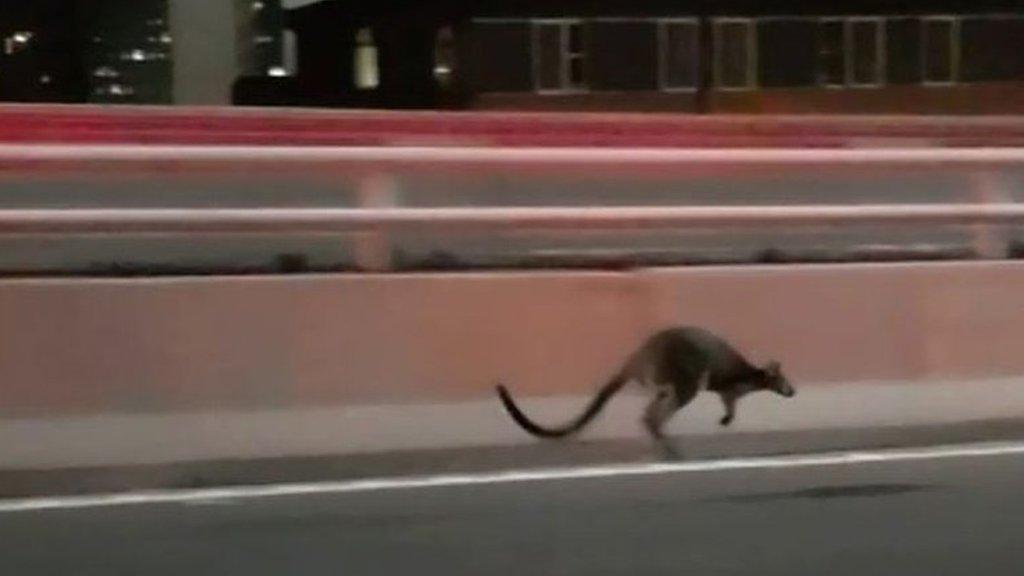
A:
642,390,679,441
643,415,665,440
654,439,683,461
719,414,734,426
643,415,682,460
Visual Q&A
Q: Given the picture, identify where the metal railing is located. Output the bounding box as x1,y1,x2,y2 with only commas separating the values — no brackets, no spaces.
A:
2,204,1024,235
2,144,1022,271
2,204,1022,271
3,145,1024,175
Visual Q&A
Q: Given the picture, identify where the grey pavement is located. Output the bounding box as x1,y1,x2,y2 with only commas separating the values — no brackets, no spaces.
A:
2,436,1023,575
3,415,1024,498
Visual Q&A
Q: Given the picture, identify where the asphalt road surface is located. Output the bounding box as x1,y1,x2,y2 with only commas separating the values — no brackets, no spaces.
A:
3,442,1023,575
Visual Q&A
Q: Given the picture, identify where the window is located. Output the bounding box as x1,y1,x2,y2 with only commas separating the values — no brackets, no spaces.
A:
886,17,922,85
658,19,699,91
282,29,297,76
850,18,884,86
713,19,756,90
587,19,658,90
532,20,587,92
3,31,33,55
818,19,844,86
567,23,585,87
354,28,379,90
960,15,1024,82
758,18,819,87
434,26,456,88
817,17,885,88
922,16,958,85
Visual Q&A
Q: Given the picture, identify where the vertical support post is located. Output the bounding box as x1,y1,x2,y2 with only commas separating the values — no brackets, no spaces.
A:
970,171,1011,260
353,172,398,271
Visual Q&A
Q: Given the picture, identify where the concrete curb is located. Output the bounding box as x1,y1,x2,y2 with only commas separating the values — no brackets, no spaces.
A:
3,378,1022,470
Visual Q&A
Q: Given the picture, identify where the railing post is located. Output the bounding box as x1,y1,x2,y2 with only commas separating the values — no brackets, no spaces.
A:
970,172,1012,259
353,173,399,271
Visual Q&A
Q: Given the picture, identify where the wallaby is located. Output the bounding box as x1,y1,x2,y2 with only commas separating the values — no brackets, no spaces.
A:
496,326,795,452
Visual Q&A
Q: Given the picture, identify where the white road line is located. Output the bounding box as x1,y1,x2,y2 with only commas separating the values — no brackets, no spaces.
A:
2,440,1023,514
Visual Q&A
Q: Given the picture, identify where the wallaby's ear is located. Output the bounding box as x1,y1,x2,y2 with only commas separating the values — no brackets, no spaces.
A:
766,360,781,374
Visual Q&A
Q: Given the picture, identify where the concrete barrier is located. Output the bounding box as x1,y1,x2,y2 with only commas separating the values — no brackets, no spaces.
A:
2,261,1024,469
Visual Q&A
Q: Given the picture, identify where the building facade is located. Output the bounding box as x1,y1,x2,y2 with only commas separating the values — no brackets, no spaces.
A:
462,8,1024,113
267,0,1024,114
0,0,87,102
2,0,1023,113
83,0,172,104
0,0,288,105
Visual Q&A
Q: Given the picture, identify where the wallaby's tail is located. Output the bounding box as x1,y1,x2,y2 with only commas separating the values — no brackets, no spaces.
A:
495,372,628,439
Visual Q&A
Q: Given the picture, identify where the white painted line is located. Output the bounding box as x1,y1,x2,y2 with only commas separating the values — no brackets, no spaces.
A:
2,440,1023,514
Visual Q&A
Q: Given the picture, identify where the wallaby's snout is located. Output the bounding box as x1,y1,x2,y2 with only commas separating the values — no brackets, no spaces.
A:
765,360,796,398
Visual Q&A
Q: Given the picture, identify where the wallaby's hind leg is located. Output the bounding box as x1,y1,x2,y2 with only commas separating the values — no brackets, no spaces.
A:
642,371,704,459
642,387,695,460
641,389,678,440
643,394,679,460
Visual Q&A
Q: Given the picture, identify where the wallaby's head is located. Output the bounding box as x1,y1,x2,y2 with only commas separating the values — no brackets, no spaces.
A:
762,360,795,398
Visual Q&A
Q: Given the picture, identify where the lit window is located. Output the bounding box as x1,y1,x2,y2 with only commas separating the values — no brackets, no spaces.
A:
659,19,699,91
713,19,756,90
354,28,379,89
105,84,136,97
93,66,119,79
532,20,587,92
434,26,456,88
922,16,959,85
3,31,33,55
282,29,298,76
